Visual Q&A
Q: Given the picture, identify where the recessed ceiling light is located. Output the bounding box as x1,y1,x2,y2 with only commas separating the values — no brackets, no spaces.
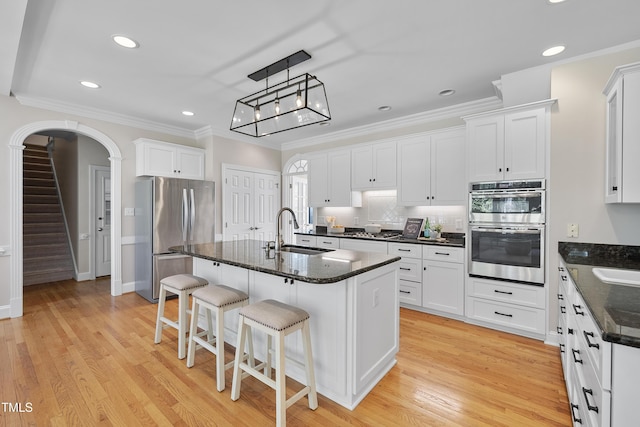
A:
80,80,101,89
378,106,392,111
182,111,195,116
439,89,456,97
547,0,566,3
112,35,139,49
542,45,566,57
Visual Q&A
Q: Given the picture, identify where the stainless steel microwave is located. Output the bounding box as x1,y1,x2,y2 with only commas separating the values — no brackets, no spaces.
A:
469,180,545,225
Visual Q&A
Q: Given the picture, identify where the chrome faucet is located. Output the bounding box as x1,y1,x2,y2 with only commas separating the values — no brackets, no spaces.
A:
275,207,299,252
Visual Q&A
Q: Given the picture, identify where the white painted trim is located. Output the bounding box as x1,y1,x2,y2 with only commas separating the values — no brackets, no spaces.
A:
9,120,123,318
0,305,10,319
76,272,93,282
122,281,136,294
14,94,197,139
280,97,503,151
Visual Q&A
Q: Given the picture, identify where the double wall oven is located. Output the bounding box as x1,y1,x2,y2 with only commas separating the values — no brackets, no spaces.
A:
468,180,545,285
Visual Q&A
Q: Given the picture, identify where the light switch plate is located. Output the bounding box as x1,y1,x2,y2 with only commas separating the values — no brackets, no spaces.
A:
567,223,579,238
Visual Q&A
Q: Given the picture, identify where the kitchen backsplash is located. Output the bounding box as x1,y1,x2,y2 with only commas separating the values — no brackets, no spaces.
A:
316,190,466,232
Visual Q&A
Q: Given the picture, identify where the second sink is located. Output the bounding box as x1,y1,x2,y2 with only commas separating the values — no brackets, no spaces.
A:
280,245,333,255
593,267,640,287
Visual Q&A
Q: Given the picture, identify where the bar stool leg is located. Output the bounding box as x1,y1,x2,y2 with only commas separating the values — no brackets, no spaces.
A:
154,285,167,344
275,331,286,427
215,305,226,391
302,321,318,409
186,296,200,368
231,316,248,401
178,289,188,359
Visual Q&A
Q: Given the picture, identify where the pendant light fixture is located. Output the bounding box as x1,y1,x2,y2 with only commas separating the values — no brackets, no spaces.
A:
230,50,331,137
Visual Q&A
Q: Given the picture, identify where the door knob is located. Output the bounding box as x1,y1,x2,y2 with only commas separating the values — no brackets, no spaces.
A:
98,227,103,231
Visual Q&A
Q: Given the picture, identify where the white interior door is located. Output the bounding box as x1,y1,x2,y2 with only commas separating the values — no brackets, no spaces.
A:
95,168,111,277
223,167,280,242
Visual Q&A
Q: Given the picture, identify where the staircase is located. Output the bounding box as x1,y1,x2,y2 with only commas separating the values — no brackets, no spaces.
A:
23,144,74,286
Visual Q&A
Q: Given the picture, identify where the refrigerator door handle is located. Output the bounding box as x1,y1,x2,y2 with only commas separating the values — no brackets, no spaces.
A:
189,188,196,242
182,188,189,242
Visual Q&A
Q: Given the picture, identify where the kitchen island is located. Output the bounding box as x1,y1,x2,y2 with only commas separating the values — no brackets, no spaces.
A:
170,239,400,410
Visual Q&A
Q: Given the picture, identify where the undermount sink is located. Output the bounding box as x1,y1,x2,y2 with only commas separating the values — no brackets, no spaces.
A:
592,267,640,287
279,245,333,255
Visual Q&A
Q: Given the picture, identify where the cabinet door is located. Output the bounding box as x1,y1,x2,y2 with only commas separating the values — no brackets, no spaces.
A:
176,147,205,180
308,153,329,206
351,146,374,189
504,108,545,180
397,137,431,206
605,79,623,203
467,115,504,182
431,130,466,205
143,143,176,177
423,260,464,315
372,142,397,188
327,150,353,207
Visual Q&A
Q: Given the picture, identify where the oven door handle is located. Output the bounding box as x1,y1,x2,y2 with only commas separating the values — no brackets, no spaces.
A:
471,227,542,234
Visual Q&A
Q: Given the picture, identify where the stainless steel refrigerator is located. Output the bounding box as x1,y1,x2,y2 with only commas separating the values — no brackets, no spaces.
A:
134,177,215,302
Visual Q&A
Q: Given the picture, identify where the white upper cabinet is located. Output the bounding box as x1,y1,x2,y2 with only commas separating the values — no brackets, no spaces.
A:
397,128,465,206
308,149,362,207
465,101,553,182
134,138,205,180
351,142,397,190
603,62,640,203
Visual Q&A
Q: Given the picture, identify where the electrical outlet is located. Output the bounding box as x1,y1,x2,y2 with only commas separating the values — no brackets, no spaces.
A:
124,207,135,216
455,218,463,230
567,223,579,238
354,217,359,225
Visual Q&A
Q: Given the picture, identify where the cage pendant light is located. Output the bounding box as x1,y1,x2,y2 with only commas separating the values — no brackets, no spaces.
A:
230,50,331,137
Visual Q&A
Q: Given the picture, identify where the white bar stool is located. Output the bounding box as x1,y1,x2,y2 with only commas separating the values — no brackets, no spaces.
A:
154,273,208,359
186,284,250,391
231,299,318,427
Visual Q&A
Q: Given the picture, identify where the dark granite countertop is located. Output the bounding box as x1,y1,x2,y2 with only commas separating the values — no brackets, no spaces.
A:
170,239,401,284
297,228,465,248
558,241,640,348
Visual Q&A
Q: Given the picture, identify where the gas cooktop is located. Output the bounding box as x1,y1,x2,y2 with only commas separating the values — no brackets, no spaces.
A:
342,231,402,240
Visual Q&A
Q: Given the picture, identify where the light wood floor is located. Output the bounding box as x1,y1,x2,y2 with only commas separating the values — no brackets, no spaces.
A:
1,279,571,426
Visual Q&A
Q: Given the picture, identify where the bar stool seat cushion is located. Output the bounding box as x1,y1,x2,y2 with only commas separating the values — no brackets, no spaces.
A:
193,285,248,308
161,274,208,291
239,299,309,331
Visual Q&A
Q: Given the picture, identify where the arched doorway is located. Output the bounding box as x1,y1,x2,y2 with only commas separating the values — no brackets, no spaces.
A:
282,155,310,243
9,120,123,318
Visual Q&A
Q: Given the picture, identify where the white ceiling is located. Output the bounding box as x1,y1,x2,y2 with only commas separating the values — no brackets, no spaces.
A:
5,0,640,148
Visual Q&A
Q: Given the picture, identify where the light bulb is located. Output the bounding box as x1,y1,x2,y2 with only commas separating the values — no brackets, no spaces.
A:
275,98,280,114
255,104,261,120
296,88,303,107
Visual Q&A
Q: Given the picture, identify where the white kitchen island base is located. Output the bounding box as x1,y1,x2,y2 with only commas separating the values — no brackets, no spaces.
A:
192,257,399,410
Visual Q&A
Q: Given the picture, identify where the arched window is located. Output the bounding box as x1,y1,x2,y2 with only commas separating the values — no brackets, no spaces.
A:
283,157,310,243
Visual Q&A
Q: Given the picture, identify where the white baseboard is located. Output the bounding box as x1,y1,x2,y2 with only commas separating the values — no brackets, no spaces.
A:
76,272,93,281
544,330,560,347
0,304,11,320
122,281,135,294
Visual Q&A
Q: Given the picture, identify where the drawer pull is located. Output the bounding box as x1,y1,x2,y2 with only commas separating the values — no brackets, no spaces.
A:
557,326,563,335
582,387,599,413
570,404,582,424
558,267,565,272
561,275,567,281
399,267,412,271
399,290,411,294
560,306,566,314
494,311,513,318
573,304,585,316
572,348,583,364
557,293,564,300
398,249,411,252
583,331,600,349
560,343,565,353
494,290,513,295
568,327,574,335
434,252,450,256
321,241,333,244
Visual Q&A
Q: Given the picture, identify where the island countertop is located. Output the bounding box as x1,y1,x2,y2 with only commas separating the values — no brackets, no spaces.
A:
169,239,400,284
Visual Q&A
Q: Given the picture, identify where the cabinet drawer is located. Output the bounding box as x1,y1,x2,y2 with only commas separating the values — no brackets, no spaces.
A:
466,297,546,335
570,290,612,390
572,334,611,427
340,238,388,253
315,236,340,249
399,280,422,306
467,277,545,309
388,242,422,258
397,258,422,282
424,246,463,263
295,235,317,247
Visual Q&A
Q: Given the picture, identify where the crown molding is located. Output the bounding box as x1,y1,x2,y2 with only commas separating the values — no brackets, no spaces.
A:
13,94,198,139
193,124,283,150
280,96,503,151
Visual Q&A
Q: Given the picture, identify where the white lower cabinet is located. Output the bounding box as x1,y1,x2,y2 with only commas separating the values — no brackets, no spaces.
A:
315,236,340,249
423,247,464,316
295,235,317,247
465,276,546,338
340,238,388,253
388,243,423,306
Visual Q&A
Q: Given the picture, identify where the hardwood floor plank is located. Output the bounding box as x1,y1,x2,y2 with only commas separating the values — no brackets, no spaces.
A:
0,279,571,426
